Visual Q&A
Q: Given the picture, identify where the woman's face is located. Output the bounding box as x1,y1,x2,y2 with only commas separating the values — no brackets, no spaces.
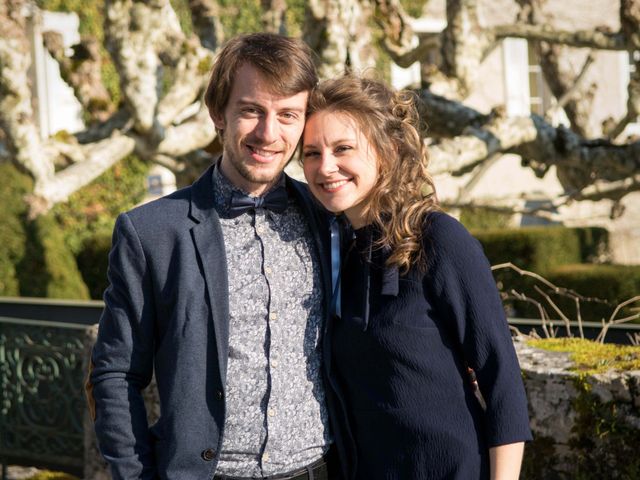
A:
302,111,378,228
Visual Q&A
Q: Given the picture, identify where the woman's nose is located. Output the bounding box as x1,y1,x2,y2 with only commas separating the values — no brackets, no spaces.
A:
317,153,339,175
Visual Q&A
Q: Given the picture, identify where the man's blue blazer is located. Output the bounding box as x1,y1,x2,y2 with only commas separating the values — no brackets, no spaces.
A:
87,164,348,479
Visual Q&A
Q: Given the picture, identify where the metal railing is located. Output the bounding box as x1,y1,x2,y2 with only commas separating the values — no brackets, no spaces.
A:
0,297,102,479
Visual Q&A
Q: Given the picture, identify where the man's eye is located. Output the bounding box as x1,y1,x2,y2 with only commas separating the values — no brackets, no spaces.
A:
281,112,299,122
241,108,260,116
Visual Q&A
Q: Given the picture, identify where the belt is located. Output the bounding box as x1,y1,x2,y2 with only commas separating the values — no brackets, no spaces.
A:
214,453,333,480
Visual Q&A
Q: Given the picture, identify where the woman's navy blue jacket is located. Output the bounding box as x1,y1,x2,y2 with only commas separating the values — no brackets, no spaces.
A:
325,211,532,480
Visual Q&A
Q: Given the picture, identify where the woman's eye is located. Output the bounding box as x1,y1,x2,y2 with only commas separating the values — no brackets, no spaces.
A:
335,145,353,153
303,150,319,158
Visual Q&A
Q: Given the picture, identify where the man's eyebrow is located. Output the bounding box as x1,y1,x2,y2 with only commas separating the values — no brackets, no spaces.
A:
235,99,262,108
235,99,305,113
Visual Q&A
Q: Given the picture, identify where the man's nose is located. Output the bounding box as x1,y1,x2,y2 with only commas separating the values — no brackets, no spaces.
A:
255,115,278,144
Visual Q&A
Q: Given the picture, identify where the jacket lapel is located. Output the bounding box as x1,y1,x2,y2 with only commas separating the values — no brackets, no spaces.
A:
286,177,333,314
189,164,230,386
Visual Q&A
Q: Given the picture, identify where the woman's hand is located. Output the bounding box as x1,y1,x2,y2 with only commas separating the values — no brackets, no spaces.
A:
489,442,525,480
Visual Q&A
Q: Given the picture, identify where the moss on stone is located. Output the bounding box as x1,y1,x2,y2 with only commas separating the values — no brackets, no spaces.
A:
25,471,78,480
527,338,640,375
566,375,640,479
523,338,640,478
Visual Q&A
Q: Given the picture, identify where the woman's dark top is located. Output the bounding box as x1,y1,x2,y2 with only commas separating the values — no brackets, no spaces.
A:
330,212,532,480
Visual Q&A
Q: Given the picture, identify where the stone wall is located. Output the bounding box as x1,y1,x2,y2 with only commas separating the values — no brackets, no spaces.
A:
515,338,640,479
83,329,640,479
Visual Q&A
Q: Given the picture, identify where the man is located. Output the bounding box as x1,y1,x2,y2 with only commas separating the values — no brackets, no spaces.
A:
86,33,344,480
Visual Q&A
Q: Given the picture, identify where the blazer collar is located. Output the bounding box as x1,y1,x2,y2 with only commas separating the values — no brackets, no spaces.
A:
188,162,217,224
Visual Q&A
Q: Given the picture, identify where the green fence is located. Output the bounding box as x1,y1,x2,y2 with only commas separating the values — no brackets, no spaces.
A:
0,315,89,478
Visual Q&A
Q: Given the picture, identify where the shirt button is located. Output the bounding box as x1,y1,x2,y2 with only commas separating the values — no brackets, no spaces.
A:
256,226,265,234
265,267,272,274
263,452,270,462
215,390,223,400
271,360,279,368
268,408,276,417
269,312,277,321
201,448,216,461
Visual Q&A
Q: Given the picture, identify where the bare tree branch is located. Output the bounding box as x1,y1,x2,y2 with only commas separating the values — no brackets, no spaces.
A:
372,0,441,68
28,133,136,217
304,0,376,80
156,106,216,158
492,24,627,50
546,53,595,113
0,3,54,184
156,38,214,128
42,31,113,121
419,90,640,195
608,53,640,139
188,0,224,51
105,0,187,139
261,0,287,35
439,0,492,96
596,296,640,343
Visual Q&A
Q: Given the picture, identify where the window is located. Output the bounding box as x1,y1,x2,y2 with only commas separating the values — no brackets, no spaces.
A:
527,43,553,116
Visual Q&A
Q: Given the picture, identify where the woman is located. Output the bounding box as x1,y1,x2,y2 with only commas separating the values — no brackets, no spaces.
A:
302,75,532,480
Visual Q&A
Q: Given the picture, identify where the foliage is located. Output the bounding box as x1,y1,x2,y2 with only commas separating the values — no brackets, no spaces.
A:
285,0,306,37
0,163,90,300
545,264,640,323
76,230,112,299
36,0,121,107
474,226,583,273
0,163,33,296
218,0,263,35
52,154,148,256
17,212,90,299
567,375,640,479
459,206,514,230
519,435,559,480
528,338,640,374
170,0,193,36
400,0,426,18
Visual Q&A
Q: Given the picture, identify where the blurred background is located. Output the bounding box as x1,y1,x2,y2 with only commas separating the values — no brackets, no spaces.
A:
1,0,639,307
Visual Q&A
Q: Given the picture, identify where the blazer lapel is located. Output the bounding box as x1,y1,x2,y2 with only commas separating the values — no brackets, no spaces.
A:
286,177,333,313
285,177,337,382
189,164,230,386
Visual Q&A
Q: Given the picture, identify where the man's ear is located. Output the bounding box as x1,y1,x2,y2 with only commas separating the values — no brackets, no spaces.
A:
211,113,225,130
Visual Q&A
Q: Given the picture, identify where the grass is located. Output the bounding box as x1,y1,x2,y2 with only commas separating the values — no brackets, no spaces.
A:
528,337,640,374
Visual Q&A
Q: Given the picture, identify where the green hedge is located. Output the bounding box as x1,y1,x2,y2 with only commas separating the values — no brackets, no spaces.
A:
0,163,32,296
0,164,89,299
472,226,609,273
545,264,640,323
495,263,640,323
76,231,112,300
18,212,90,299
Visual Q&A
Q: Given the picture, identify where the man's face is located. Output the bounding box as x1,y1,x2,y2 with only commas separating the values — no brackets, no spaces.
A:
212,63,309,196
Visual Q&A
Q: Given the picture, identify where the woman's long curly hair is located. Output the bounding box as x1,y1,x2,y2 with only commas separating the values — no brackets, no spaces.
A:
306,74,440,273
